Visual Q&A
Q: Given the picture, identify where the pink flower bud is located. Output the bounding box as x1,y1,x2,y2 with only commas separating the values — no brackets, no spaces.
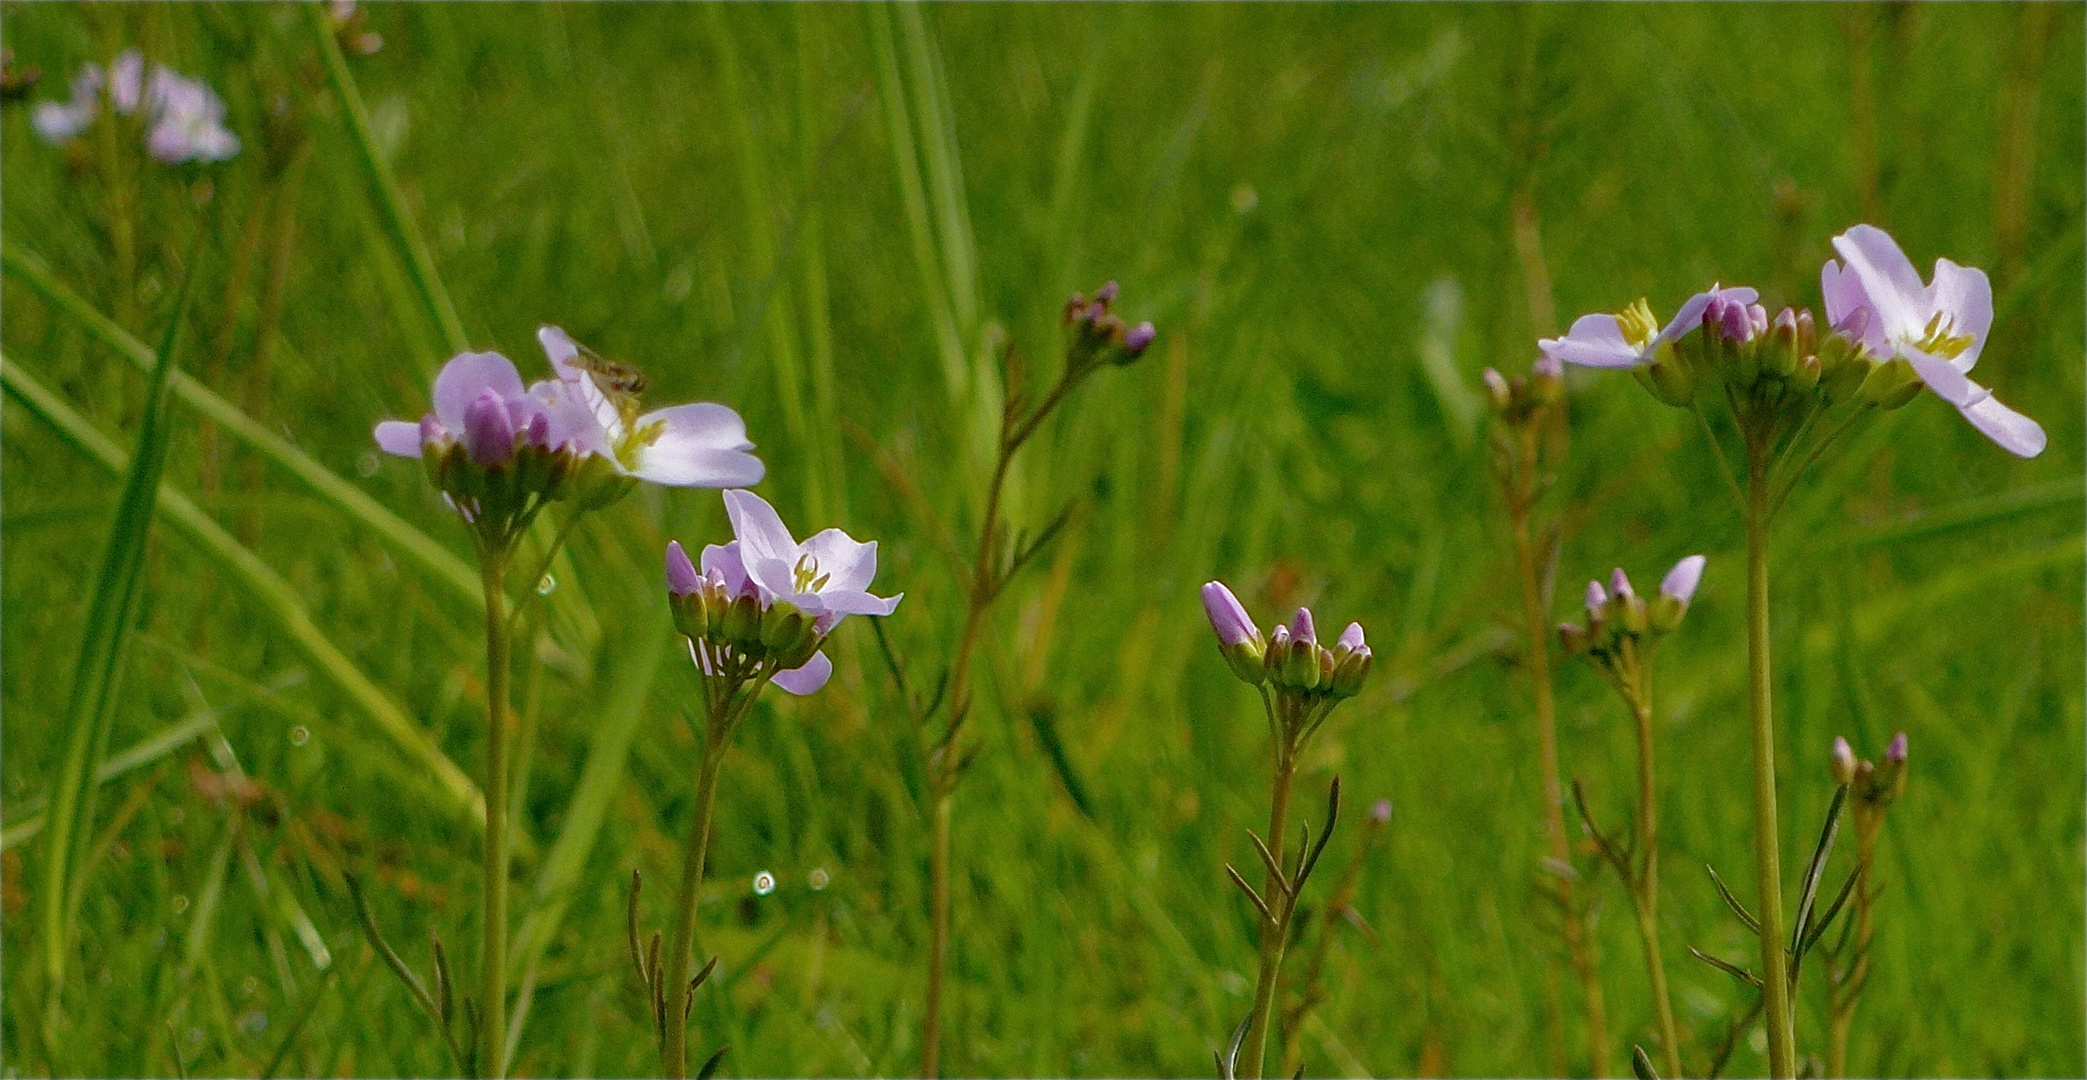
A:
1200,581,1258,648
1290,607,1317,646
463,389,516,466
665,541,701,596
1609,568,1634,600
1660,555,1706,605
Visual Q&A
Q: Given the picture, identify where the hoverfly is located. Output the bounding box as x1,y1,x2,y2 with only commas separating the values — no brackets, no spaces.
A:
568,339,649,415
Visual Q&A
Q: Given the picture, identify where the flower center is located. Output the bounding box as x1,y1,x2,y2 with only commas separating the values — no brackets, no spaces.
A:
793,554,831,593
1615,299,1659,350
1911,312,1975,359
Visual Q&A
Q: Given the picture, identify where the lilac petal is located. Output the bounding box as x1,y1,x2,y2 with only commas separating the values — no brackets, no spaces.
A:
1661,285,1759,347
1902,344,1980,407
699,542,751,596
463,389,517,466
109,50,143,114
815,588,903,617
1201,582,1257,647
666,541,701,596
1924,258,1992,371
1289,607,1317,645
529,380,614,458
1585,579,1607,613
1660,555,1706,604
1831,225,1925,340
1540,314,1642,369
32,101,95,141
537,325,624,441
1609,568,1634,599
373,419,424,458
1886,731,1908,763
799,529,878,593
629,403,763,487
433,351,525,430
771,651,833,696
1337,622,1366,652
744,555,801,606
723,489,800,569
1957,391,2047,458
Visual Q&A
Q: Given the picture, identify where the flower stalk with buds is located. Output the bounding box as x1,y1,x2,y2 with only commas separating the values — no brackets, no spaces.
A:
1824,734,1908,1078
912,283,1151,1079
1561,556,1706,1080
1544,225,2039,1077
642,490,898,1078
1482,356,1613,1078
1202,583,1372,1079
371,341,760,1077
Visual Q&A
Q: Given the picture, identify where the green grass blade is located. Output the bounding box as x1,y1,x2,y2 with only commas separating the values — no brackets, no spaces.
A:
1,355,486,835
1,240,482,610
307,0,469,358
38,262,196,1028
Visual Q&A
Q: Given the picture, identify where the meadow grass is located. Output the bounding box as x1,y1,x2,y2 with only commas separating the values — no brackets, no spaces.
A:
2,4,2081,1076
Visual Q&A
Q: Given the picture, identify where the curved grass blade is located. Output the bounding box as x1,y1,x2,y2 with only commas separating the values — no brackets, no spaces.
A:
38,260,197,1032
2,355,485,831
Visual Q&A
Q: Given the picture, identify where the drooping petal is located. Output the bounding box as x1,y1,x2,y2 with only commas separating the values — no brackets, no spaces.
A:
770,651,833,696
813,588,903,618
665,541,701,596
1923,258,1992,372
1831,225,1926,340
1660,555,1706,604
1956,391,2047,458
628,403,763,488
1201,581,1258,648
723,489,800,570
432,351,525,430
798,529,878,593
1540,313,1642,369
373,419,425,458
1901,344,1981,407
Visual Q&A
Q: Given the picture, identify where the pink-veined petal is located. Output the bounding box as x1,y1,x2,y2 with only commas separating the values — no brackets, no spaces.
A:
798,529,877,593
1924,258,1992,372
373,419,425,458
432,351,525,430
770,651,833,696
1957,391,2047,458
724,489,800,569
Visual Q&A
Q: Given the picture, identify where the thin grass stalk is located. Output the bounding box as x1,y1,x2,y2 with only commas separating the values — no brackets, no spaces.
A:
1746,442,1795,1077
0,355,486,830
38,256,196,1041
1625,659,1683,1080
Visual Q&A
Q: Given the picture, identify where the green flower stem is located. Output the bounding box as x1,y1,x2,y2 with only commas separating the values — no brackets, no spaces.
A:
1239,743,1298,1080
479,550,514,1078
1827,814,1880,1078
1511,492,1612,1078
662,730,729,1078
1746,444,1795,1078
921,784,955,1079
1623,658,1682,1080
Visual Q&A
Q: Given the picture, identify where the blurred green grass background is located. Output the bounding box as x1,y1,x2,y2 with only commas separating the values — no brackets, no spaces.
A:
2,3,2081,1076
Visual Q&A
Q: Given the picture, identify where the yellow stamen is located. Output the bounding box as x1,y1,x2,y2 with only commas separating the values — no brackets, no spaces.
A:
1616,298,1659,349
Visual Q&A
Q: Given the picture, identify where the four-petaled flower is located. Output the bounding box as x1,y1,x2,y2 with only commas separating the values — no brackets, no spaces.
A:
32,49,239,163
536,326,765,488
1822,224,2045,457
373,351,564,466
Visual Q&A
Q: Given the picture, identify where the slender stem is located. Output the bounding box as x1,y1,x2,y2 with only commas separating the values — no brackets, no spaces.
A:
1746,444,1795,1077
1828,814,1879,1078
1240,743,1298,1080
1511,491,1612,1078
662,730,729,1078
479,551,513,1078
921,786,954,1079
1625,659,1683,1080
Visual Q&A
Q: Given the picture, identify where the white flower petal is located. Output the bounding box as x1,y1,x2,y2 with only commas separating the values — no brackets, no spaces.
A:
798,529,877,593
1924,258,1992,373
770,651,833,695
1831,225,1926,340
1540,314,1642,369
373,419,424,457
432,351,524,430
1957,391,2047,458
724,489,800,569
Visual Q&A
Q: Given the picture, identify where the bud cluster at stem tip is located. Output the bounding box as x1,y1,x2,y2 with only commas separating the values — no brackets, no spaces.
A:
668,541,822,677
1200,581,1373,700
1064,280,1156,371
1559,555,1705,659
1830,732,1908,811
1482,355,1564,428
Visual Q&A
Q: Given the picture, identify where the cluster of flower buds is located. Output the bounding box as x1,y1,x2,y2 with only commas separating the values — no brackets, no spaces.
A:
1063,281,1157,371
1830,732,1908,812
1482,355,1565,427
667,541,823,677
1559,555,1705,659
1201,582,1372,701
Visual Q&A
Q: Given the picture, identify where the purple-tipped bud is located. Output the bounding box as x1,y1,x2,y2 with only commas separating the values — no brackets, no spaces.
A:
1886,731,1907,763
1290,607,1317,646
1201,581,1257,647
1336,622,1366,654
1558,621,1591,655
464,389,517,466
1125,322,1157,354
1533,353,1563,379
1482,368,1512,410
1660,555,1706,605
1585,579,1608,615
1746,303,1769,338
1832,305,1870,345
1609,568,1634,600
666,541,701,596
1095,280,1119,304
1831,736,1858,786
1369,798,1393,825
521,409,551,448
1084,301,1107,323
